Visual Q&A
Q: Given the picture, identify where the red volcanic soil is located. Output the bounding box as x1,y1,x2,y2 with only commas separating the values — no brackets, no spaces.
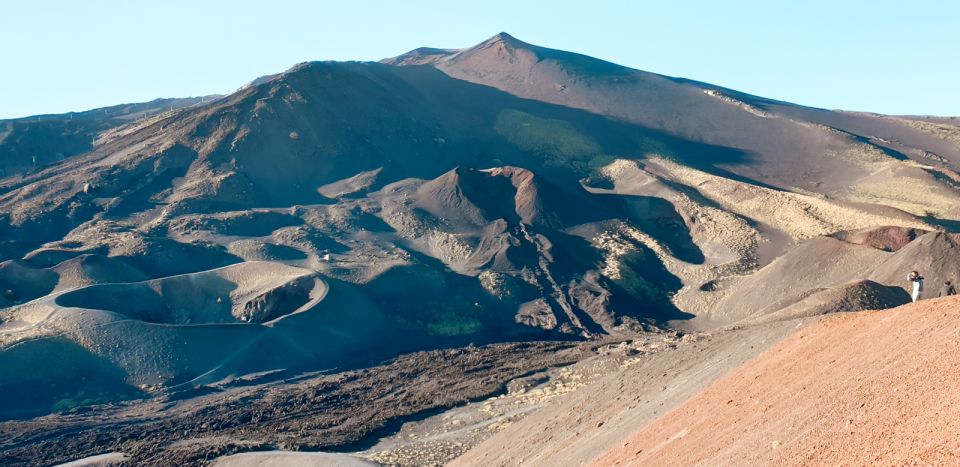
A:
595,297,960,466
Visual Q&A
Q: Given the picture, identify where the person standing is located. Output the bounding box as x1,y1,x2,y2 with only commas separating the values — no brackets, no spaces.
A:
939,280,957,297
908,270,925,302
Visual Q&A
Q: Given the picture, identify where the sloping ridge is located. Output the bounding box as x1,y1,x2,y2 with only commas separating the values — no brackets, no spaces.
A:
389,33,960,200
595,297,960,465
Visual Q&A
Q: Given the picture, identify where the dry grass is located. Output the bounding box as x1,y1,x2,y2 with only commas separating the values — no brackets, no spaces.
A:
849,176,959,219
890,117,960,145
649,157,932,240
593,160,763,314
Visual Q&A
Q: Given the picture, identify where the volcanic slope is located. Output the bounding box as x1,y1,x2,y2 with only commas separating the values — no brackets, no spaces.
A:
1,33,959,422
594,297,960,466
388,33,960,216
0,96,217,180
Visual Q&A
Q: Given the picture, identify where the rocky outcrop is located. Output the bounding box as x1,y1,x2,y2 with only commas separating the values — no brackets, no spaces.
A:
235,275,313,323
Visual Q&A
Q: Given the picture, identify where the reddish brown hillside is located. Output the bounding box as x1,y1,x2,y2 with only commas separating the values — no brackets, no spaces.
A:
595,297,960,466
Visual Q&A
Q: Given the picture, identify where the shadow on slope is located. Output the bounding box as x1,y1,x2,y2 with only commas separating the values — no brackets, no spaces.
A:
0,337,144,420
405,166,691,330
613,195,705,264
0,261,57,308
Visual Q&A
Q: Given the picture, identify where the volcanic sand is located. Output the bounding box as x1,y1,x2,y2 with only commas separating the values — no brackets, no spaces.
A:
213,451,376,467
594,296,960,466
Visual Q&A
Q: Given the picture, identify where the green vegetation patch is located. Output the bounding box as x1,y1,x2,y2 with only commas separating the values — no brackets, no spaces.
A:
425,310,484,336
495,110,602,162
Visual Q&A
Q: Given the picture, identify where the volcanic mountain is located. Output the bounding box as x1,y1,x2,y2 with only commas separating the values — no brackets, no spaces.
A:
1,31,959,443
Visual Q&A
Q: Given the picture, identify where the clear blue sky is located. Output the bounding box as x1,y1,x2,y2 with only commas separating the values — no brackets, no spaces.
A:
1,0,957,119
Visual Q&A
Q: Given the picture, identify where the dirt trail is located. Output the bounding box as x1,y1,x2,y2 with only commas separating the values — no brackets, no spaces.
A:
595,296,960,466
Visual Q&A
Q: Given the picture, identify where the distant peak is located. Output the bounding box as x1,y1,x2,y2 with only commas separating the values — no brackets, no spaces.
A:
382,32,537,66
483,31,528,47
380,46,457,66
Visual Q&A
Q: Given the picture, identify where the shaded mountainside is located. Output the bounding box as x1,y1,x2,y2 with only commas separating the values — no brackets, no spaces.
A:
1,33,959,422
